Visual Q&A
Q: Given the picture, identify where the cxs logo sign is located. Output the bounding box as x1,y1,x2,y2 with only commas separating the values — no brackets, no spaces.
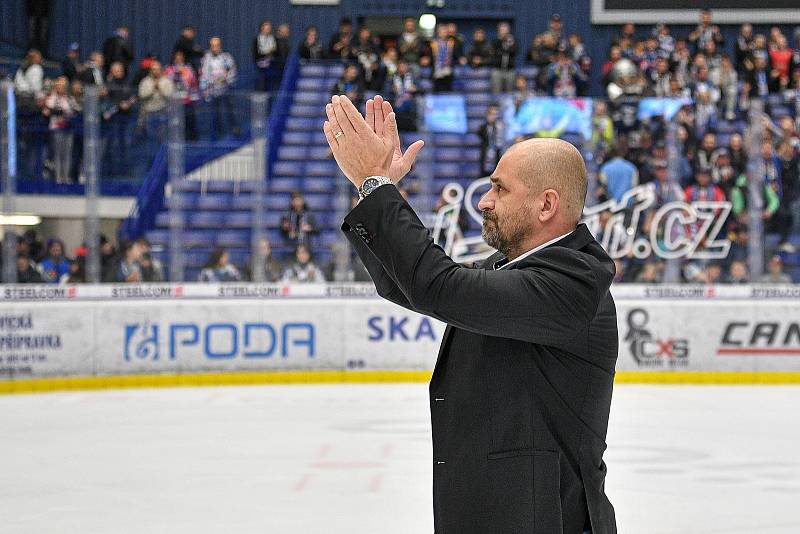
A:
718,321,800,356
124,321,314,361
624,308,689,367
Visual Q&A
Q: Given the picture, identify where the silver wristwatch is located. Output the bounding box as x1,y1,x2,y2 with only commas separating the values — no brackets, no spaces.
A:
358,176,394,200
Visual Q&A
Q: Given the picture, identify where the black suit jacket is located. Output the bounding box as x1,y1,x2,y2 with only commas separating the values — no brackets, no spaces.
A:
343,186,618,534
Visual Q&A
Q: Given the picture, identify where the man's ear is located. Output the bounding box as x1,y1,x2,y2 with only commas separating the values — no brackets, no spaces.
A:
538,189,560,223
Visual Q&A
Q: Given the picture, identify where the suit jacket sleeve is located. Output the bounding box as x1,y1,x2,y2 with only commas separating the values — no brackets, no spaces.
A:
342,185,602,347
343,219,416,312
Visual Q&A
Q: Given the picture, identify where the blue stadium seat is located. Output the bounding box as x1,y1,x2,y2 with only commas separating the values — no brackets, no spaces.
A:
286,117,317,131
294,91,327,105
215,230,249,248
297,78,323,91
195,194,230,210
282,132,311,145
309,131,328,146
462,79,491,92
226,212,253,228
463,148,481,162
468,105,489,118
517,66,540,79
146,229,169,247
435,148,463,161
264,212,284,227
274,161,304,176
308,146,331,160
305,161,337,177
466,93,492,106
290,104,323,118
326,64,344,77
189,212,224,228
304,193,330,210
269,177,302,192
435,163,461,178
303,177,335,193
467,118,483,132
278,146,308,160
299,64,327,77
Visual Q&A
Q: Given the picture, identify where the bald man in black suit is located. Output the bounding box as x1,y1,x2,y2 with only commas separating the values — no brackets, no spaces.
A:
323,94,618,534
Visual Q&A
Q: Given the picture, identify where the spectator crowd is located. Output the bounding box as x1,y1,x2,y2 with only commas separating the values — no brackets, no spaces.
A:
3,9,800,283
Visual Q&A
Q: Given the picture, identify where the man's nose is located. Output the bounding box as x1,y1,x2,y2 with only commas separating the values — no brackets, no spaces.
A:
478,191,494,211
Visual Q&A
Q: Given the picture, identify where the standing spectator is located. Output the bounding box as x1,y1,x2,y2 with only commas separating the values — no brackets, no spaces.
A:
131,52,158,88
253,20,277,92
61,42,82,81
710,148,737,193
198,247,241,282
387,59,418,131
299,26,324,60
713,55,738,120
774,140,799,252
200,37,239,137
16,253,44,283
567,33,586,63
545,13,565,47
728,133,747,175
490,22,517,94
735,23,754,72
599,146,639,203
428,24,456,92
685,168,726,206
14,49,45,109
164,50,200,140
42,76,78,184
281,244,326,283
769,35,794,91
138,61,175,146
276,24,291,60
26,0,50,55
447,23,467,65
547,46,581,97
399,17,422,65
745,53,774,98
245,238,283,282
353,26,382,90
331,64,364,107
281,191,319,247
477,105,505,176
468,27,493,68
173,26,204,72
759,255,792,283
102,62,136,176
654,23,675,55
109,240,143,283
78,51,105,88
648,55,672,96
39,238,70,283
688,9,723,53
512,74,534,111
328,18,355,61
102,26,134,77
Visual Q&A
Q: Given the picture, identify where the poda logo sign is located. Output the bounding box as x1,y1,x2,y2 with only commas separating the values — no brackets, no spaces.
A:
624,308,689,367
124,321,315,361
718,321,800,356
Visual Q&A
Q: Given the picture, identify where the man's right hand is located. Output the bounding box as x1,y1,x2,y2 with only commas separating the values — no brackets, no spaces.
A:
364,95,424,184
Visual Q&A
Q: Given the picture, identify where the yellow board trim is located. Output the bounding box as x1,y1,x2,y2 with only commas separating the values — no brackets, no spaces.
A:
1,370,800,395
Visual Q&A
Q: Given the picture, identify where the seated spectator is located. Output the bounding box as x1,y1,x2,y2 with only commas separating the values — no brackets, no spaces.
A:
527,32,557,72
14,48,45,110
328,18,355,61
478,105,505,176
546,46,583,97
491,22,518,94
726,260,750,284
39,238,71,283
102,61,136,175
281,191,318,247
164,50,200,140
198,247,241,282
635,262,663,283
299,26,324,60
61,42,82,81
135,237,164,281
42,76,78,184
245,238,283,282
468,27,492,68
331,64,364,107
710,148,737,193
282,244,326,283
200,37,239,137
16,253,44,283
387,59,418,131
62,257,86,284
109,239,144,282
759,255,792,283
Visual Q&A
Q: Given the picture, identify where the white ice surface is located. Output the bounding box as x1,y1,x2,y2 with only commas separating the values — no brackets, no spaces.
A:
1,384,799,533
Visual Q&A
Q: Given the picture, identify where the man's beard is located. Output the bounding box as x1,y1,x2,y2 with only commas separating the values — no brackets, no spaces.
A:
481,205,531,258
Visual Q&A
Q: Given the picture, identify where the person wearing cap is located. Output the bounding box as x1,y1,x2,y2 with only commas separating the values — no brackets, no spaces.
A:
61,42,83,81
759,256,793,284
546,13,564,47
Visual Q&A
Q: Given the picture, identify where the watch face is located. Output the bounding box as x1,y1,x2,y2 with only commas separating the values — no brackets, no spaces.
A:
362,178,380,195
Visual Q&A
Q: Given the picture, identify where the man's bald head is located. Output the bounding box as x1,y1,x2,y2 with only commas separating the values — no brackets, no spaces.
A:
502,138,587,224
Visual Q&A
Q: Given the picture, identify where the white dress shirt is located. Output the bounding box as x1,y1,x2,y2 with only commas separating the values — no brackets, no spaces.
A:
493,230,575,270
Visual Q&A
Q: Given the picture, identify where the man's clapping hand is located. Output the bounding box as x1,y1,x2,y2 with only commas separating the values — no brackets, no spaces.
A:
323,94,424,189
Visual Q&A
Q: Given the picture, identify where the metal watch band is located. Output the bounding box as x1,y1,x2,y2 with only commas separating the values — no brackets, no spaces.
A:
358,176,394,200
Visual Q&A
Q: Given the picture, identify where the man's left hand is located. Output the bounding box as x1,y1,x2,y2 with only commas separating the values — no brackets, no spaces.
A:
323,95,394,189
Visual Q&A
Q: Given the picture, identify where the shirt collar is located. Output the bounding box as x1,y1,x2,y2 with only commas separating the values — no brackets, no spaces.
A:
493,230,575,270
